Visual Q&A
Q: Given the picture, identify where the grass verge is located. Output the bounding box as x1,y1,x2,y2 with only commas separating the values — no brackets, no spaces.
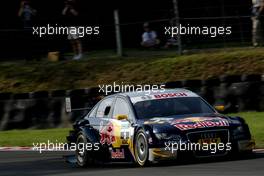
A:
0,128,70,147
229,112,264,149
0,47,263,93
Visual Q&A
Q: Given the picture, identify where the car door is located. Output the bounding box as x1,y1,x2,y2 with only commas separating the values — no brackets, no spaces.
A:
87,97,115,145
110,97,135,149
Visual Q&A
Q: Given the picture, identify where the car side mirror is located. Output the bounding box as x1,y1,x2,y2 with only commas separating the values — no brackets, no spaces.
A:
214,105,225,112
116,114,128,121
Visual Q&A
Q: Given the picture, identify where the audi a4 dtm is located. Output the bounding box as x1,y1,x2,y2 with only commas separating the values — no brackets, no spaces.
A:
66,89,255,167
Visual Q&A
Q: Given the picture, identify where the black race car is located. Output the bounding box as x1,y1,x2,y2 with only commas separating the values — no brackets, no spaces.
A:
66,89,255,167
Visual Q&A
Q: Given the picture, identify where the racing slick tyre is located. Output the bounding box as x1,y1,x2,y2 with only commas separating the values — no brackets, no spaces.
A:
134,129,149,166
76,132,94,167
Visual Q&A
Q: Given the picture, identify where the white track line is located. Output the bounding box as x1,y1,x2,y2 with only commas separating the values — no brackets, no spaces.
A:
253,149,264,153
0,147,72,152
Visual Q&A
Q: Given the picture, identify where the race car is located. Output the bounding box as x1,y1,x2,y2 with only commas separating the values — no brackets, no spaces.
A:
66,89,255,167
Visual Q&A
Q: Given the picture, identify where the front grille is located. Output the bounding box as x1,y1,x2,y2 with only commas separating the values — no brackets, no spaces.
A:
187,129,229,157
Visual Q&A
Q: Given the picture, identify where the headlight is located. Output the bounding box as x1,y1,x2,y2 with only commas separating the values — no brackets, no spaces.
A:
155,133,181,141
155,133,168,140
234,126,244,133
232,126,245,137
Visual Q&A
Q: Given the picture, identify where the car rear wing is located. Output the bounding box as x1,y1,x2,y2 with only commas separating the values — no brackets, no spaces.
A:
65,97,92,113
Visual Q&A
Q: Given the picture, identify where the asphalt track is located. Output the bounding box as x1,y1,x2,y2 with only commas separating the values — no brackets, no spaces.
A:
0,151,264,176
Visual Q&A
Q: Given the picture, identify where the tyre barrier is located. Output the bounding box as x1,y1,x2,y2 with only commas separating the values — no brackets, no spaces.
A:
200,78,220,105
230,81,261,111
0,93,31,130
0,96,34,130
0,92,12,100
30,91,49,99
241,74,262,82
66,89,87,122
0,93,12,125
258,81,264,111
51,90,66,97
66,88,102,123
213,82,236,113
0,74,263,130
182,79,202,95
214,75,243,113
13,93,30,100
219,75,241,84
164,81,183,89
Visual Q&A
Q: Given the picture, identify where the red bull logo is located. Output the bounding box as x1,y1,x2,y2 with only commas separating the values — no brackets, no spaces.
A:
171,117,229,131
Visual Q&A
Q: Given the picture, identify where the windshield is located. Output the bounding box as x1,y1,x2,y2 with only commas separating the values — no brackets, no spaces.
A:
134,97,215,119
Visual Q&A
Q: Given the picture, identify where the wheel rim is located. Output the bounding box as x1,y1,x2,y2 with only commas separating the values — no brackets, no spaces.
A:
136,133,148,164
76,137,85,164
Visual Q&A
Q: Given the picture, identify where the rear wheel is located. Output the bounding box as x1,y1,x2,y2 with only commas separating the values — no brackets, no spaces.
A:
134,129,149,166
76,132,94,167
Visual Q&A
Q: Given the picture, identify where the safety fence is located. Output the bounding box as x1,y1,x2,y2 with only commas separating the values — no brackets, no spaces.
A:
0,0,256,60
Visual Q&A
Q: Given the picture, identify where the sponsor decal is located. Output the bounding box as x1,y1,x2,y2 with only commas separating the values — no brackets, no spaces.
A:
144,118,173,124
198,138,221,145
120,130,130,144
100,122,116,145
141,95,153,101
171,117,229,131
121,131,130,140
121,139,128,144
131,91,198,103
111,149,125,159
154,92,188,99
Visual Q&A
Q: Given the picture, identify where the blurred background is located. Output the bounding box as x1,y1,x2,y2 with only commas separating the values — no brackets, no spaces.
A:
0,1,263,148
0,0,254,60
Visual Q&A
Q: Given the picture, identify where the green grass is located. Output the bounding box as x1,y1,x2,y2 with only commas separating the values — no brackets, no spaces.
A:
0,128,70,147
0,112,263,148
0,47,263,93
229,112,264,149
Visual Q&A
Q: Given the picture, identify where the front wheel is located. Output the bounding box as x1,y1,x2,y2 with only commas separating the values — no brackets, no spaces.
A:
134,129,149,166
